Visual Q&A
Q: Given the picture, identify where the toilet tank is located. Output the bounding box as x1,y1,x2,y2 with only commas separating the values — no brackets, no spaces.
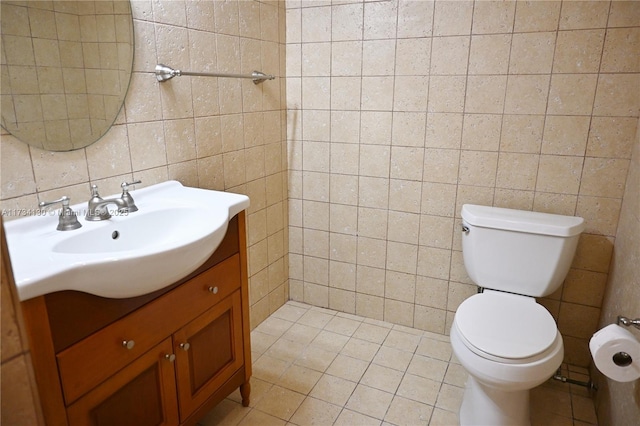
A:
461,204,585,297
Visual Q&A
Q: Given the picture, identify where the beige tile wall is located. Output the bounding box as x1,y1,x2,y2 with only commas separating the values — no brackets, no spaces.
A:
286,0,639,366
593,122,640,425
0,0,289,329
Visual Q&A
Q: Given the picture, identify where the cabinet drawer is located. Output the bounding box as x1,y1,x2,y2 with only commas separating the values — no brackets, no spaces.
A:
57,254,241,405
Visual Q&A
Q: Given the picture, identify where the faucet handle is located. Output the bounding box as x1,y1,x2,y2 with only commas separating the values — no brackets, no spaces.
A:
121,180,141,192
120,180,141,213
39,195,71,209
38,196,82,231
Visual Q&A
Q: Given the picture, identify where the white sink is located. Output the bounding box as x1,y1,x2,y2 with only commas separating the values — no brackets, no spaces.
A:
4,181,250,301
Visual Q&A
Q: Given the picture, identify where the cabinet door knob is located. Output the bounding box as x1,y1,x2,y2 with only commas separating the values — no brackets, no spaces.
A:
165,353,176,363
179,342,191,351
208,286,219,294
122,340,135,350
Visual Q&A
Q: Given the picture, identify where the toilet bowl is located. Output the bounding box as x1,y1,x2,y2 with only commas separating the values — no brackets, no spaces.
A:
451,290,564,425
453,204,584,426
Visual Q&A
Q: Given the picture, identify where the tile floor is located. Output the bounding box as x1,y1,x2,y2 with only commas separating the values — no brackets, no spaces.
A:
199,302,598,426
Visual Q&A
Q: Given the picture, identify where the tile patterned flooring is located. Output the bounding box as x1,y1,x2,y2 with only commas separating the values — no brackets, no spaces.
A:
200,302,598,426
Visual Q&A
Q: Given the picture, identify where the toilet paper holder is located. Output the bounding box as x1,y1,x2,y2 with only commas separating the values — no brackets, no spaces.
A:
614,316,638,368
617,315,640,330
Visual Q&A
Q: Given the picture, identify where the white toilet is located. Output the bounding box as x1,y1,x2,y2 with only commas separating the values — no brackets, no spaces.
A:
451,204,585,426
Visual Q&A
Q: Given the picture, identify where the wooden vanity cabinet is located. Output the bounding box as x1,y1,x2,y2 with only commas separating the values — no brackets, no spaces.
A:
66,338,180,426
20,212,252,426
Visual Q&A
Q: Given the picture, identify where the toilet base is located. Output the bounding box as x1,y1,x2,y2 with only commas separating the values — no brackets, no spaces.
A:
460,376,530,426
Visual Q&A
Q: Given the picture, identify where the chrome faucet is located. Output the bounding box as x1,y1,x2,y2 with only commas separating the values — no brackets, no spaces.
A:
85,180,141,221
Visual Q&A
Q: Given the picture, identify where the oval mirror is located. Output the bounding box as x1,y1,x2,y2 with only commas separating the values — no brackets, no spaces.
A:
1,0,134,151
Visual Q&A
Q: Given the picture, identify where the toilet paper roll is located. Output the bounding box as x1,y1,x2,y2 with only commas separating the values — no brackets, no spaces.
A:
589,324,640,383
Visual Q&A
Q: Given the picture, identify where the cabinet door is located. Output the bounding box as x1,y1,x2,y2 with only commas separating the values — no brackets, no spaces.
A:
66,338,179,426
173,290,244,420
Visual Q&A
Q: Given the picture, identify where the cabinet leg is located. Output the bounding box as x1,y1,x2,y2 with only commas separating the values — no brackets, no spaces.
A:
240,381,251,407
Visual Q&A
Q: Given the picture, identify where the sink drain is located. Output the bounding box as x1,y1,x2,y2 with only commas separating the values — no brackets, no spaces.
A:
112,231,120,240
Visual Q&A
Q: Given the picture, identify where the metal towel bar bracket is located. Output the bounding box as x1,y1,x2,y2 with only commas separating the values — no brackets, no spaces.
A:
155,64,275,84
617,315,640,330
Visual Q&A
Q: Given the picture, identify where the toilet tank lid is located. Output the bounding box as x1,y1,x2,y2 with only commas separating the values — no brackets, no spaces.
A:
461,204,584,237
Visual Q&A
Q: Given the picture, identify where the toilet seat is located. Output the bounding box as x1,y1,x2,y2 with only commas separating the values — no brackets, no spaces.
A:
455,290,558,361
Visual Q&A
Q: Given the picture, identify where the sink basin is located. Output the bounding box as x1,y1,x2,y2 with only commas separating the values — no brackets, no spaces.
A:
52,208,202,255
4,181,250,301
